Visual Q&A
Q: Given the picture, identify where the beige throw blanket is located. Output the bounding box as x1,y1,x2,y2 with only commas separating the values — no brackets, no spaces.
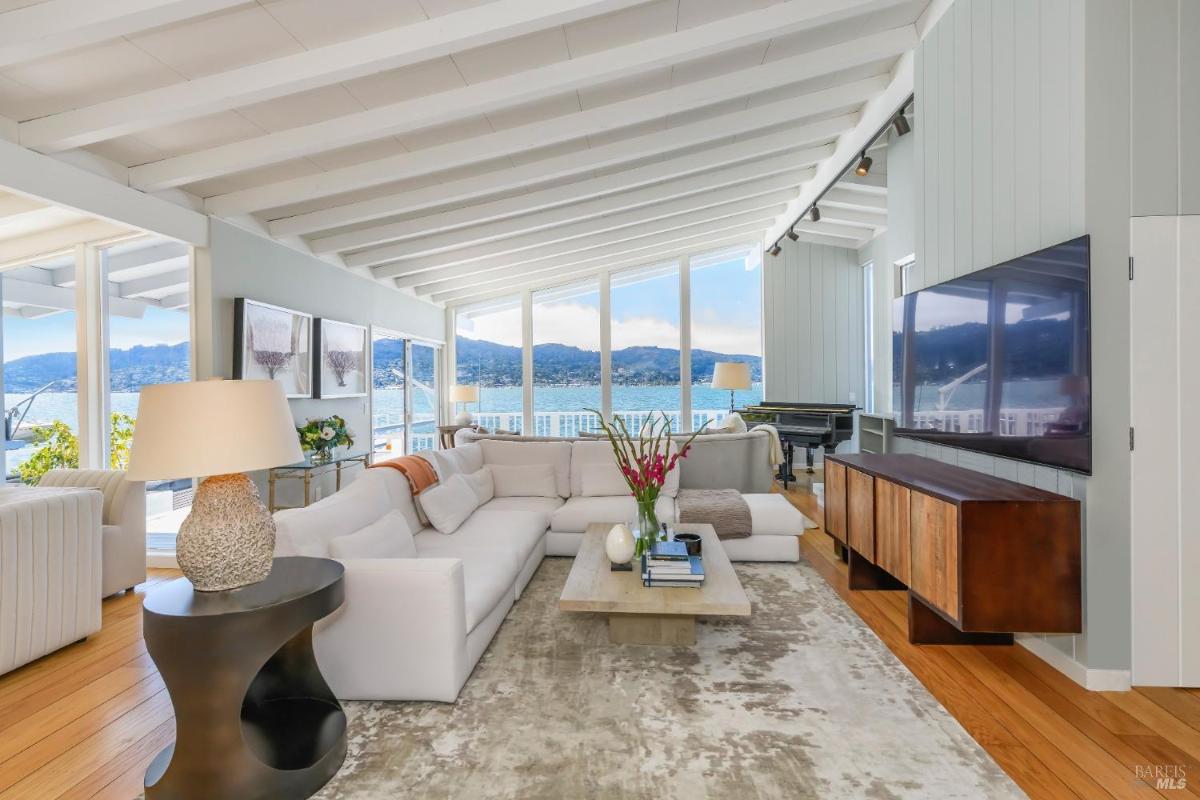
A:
676,489,752,540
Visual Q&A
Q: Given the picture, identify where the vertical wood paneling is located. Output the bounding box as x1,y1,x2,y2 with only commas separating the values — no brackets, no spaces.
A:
912,45,925,293
990,0,1016,264
953,0,973,277
1180,217,1200,682
1012,0,1041,256
1039,0,1071,245
937,16,955,283
1183,1,1200,214
922,21,939,290
1068,0,1086,234
1130,0,1180,216
970,0,993,271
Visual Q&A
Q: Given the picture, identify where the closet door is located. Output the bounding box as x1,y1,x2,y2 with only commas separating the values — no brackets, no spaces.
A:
1131,215,1200,686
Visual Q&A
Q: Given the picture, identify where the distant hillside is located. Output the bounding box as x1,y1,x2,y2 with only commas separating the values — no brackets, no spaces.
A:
451,337,760,386
4,342,190,393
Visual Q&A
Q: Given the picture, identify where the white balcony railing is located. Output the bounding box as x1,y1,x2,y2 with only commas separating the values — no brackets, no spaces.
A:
908,407,1067,436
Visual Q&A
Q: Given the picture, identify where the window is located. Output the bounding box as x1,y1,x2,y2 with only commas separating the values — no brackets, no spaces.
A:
610,262,681,431
102,237,192,549
455,297,523,434
863,261,876,414
370,328,406,455
533,279,601,436
409,341,440,452
2,259,79,485
689,245,763,430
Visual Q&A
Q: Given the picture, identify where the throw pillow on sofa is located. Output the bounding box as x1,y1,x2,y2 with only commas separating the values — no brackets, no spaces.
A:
461,466,495,505
328,510,417,558
489,463,558,498
418,474,481,534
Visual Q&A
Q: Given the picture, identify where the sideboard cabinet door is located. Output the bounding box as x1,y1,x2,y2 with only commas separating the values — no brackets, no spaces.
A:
847,468,875,557
874,479,911,584
909,492,959,621
824,462,847,544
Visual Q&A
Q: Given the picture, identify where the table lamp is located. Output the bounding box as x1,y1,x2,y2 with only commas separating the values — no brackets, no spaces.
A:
711,362,751,413
126,379,303,592
450,384,480,426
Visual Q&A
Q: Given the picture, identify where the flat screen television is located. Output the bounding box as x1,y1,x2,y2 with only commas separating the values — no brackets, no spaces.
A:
892,235,1091,474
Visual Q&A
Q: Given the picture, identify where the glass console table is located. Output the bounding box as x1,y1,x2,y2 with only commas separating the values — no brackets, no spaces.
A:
268,450,371,512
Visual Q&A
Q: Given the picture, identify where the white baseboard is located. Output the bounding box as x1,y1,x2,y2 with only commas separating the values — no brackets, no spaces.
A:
1016,635,1131,691
146,550,179,569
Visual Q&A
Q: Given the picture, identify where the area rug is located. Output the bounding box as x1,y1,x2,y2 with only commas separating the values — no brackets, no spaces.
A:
315,557,1025,799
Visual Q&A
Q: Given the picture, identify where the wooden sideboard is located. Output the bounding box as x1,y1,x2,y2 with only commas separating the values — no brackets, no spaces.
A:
823,453,1082,645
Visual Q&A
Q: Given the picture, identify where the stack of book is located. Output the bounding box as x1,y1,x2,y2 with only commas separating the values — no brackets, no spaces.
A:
641,540,705,588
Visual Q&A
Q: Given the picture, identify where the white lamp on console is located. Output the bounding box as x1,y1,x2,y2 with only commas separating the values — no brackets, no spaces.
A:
450,384,479,426
126,379,303,592
711,361,752,414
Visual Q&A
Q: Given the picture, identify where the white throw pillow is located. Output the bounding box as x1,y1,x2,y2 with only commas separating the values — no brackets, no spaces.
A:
461,466,495,505
418,474,480,534
327,510,417,559
489,463,558,498
714,412,748,433
580,462,630,497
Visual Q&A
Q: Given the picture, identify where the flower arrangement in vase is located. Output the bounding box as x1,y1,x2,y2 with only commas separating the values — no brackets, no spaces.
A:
297,415,353,463
587,410,707,558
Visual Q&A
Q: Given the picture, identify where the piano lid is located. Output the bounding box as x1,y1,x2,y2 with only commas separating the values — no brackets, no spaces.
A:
743,401,858,414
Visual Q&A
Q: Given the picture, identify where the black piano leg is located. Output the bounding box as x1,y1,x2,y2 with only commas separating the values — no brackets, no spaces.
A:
777,443,793,489
805,446,816,474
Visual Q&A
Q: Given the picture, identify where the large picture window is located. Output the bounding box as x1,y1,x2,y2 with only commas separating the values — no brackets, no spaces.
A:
455,297,522,434
610,261,681,431
533,280,601,436
690,245,763,429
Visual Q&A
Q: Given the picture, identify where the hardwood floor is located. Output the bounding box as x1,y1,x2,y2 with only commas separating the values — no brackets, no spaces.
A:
779,472,1200,799
2,487,1198,798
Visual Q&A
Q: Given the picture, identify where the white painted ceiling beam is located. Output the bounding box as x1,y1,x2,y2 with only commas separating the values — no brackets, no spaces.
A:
0,0,246,69
115,268,189,298
270,105,859,238
1,274,148,318
780,230,866,249
142,18,914,192
791,220,872,244
0,219,133,269
19,0,653,152
403,215,775,292
837,173,889,191
218,26,900,217
157,291,189,310
377,191,795,277
0,192,48,218
298,108,846,249
811,207,888,228
437,230,765,306
819,188,888,212
340,159,812,262
386,206,782,283
102,240,189,274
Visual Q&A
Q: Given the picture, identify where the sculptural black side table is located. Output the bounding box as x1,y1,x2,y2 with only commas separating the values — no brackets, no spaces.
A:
143,557,346,800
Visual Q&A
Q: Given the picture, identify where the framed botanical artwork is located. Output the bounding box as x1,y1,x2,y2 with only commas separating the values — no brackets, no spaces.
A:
233,298,312,398
314,317,369,399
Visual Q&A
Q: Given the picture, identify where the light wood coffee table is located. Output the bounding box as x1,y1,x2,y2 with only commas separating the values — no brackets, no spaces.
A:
559,522,751,646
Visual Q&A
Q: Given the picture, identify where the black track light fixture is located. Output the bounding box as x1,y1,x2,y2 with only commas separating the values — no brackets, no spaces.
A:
855,151,872,177
786,227,799,241
892,113,911,137
810,205,821,222
768,243,782,257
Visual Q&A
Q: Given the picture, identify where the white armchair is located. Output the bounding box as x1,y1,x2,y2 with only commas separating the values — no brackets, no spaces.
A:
38,469,146,597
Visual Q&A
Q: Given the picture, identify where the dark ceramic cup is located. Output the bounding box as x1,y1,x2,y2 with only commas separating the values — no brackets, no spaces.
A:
673,532,702,556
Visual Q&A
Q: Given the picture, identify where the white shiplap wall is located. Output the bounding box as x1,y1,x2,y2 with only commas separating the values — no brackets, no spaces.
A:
902,0,1099,671
764,241,865,406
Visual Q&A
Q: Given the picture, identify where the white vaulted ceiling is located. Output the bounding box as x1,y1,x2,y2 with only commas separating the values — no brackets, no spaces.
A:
0,0,931,305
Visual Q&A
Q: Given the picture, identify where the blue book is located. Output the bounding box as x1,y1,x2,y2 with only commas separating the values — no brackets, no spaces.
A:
648,540,689,560
643,556,704,585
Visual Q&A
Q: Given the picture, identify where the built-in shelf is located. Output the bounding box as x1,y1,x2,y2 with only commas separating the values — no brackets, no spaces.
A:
858,413,894,455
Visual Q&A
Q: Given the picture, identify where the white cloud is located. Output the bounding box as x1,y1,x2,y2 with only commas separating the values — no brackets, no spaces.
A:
461,301,760,356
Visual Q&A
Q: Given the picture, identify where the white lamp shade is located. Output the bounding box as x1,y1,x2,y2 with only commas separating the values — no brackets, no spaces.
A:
449,384,479,403
711,361,752,391
126,379,304,481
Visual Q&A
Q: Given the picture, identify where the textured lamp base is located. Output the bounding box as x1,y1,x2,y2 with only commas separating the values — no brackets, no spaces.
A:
177,473,275,592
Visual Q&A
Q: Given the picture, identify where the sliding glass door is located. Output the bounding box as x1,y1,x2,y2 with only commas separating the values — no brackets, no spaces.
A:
369,328,441,456
409,341,439,452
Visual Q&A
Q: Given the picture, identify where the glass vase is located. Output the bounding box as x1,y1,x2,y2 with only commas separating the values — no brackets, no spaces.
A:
633,496,660,558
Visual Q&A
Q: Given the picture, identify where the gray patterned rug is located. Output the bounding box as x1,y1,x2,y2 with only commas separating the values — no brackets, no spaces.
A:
315,557,1024,800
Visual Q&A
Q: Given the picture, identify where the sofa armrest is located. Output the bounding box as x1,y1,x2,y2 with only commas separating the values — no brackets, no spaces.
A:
313,557,468,702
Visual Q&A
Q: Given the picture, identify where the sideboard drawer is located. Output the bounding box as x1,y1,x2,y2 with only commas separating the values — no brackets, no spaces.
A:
909,492,959,621
824,461,847,544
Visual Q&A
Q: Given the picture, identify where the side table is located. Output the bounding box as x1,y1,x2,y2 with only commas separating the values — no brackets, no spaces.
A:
143,557,346,800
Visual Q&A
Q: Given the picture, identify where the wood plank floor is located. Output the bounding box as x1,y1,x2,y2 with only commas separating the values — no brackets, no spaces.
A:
1,482,1197,798
778,472,1198,799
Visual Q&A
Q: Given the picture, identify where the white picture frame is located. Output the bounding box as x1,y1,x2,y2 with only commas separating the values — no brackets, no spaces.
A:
233,298,312,398
314,318,369,398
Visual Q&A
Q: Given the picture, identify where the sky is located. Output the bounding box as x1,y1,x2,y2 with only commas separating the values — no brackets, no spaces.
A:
3,305,189,361
458,255,763,357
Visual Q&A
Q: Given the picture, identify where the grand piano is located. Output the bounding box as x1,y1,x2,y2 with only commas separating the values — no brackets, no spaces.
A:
739,401,857,487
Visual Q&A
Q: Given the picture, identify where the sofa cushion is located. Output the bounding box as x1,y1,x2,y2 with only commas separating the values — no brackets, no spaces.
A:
426,443,484,481
490,463,558,498
569,439,679,498
579,462,628,497
415,509,548,564
358,468,423,534
479,439,572,497
418,474,481,534
481,496,564,516
743,493,815,536
328,510,417,559
549,494,675,534
274,473,392,557
461,466,495,505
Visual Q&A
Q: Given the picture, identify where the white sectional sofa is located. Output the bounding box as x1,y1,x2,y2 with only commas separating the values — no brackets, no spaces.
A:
273,430,812,702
